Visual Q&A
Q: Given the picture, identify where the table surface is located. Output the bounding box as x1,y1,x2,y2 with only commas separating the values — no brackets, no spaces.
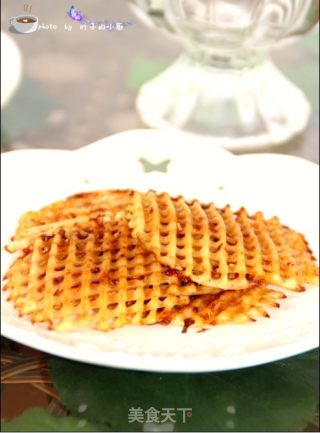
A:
1,1,319,431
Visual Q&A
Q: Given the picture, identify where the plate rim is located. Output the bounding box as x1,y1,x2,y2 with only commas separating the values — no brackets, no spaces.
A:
1,320,319,373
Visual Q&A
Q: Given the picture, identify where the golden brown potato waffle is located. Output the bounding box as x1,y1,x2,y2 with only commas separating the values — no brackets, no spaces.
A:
3,213,223,332
127,190,319,291
233,208,319,290
10,190,133,251
264,216,319,287
158,286,287,328
3,188,317,333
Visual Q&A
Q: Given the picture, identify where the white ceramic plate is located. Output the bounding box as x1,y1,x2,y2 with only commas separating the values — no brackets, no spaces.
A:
1,129,319,372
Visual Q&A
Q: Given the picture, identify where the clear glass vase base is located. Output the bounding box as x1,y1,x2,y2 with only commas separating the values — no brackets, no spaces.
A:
136,54,311,151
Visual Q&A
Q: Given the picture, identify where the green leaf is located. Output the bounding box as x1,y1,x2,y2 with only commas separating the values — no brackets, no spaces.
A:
1,408,107,432
1,128,11,152
276,32,319,114
49,349,319,432
278,60,319,114
126,58,170,92
300,29,319,55
306,5,319,26
1,77,61,139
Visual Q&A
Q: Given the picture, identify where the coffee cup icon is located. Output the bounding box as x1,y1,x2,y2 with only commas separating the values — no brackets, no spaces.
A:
10,14,38,33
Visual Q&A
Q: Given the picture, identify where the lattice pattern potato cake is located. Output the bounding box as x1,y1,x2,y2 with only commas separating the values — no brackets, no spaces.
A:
11,190,134,249
127,190,319,291
158,286,287,329
3,214,222,332
3,188,317,333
